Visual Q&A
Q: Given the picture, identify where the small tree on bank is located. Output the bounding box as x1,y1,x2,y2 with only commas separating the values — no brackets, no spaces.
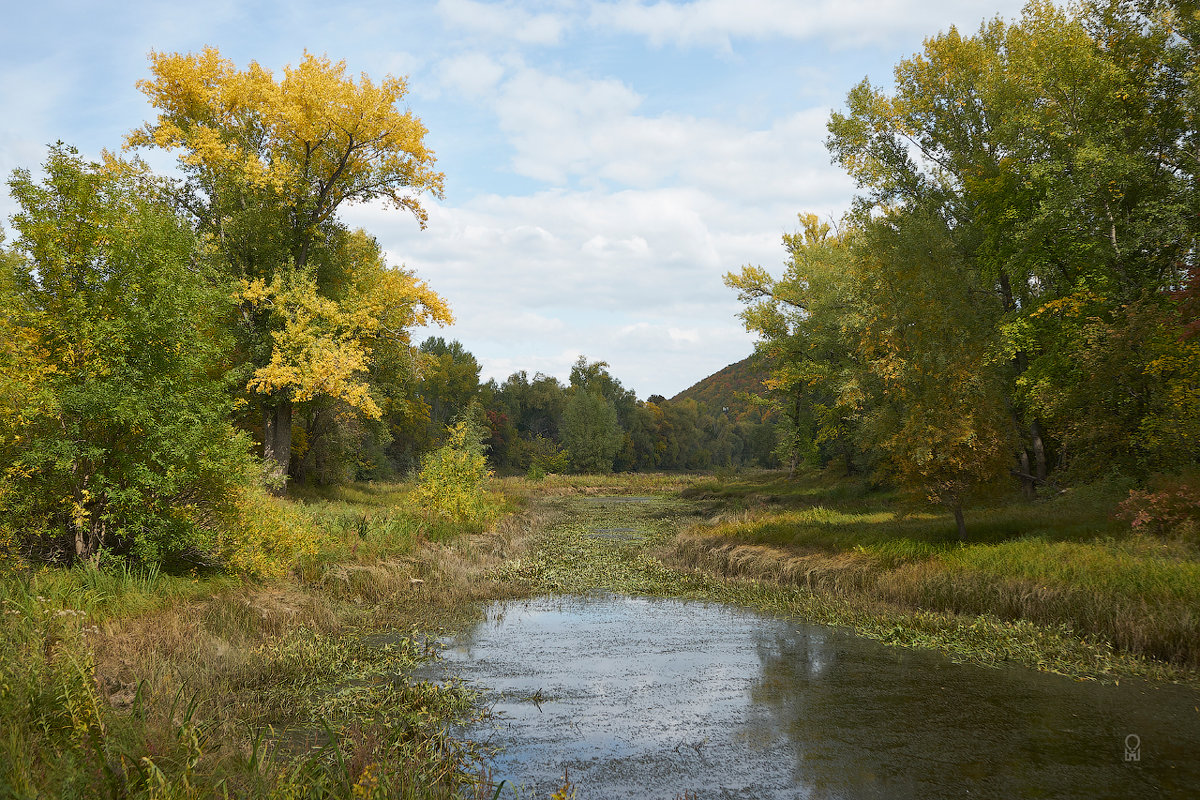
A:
2,146,255,564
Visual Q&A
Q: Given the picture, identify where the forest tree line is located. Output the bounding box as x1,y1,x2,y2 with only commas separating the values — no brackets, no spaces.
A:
372,342,779,482
729,0,1200,536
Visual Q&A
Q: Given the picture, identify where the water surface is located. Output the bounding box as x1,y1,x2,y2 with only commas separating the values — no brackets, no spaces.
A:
427,594,1200,799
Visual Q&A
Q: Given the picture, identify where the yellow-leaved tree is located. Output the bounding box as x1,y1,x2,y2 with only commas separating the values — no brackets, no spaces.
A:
128,48,446,485
239,230,452,482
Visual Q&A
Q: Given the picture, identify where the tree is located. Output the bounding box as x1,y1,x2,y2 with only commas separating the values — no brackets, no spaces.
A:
562,391,623,474
128,48,445,485
417,337,482,438
412,405,494,522
726,214,865,475
238,229,451,484
852,212,1014,539
569,356,637,427
2,146,254,563
824,0,1198,487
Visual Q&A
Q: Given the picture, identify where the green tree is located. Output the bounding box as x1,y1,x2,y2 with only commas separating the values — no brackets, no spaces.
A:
412,405,493,522
418,338,482,437
824,0,1198,486
569,356,637,427
726,214,864,475
562,391,623,473
852,212,1015,539
2,146,254,563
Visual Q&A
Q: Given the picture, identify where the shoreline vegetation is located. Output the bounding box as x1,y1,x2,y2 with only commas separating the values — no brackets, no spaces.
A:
3,470,1197,799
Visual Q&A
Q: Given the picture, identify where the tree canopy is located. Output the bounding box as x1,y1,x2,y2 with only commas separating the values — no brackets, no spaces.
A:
732,0,1200,534
128,48,448,485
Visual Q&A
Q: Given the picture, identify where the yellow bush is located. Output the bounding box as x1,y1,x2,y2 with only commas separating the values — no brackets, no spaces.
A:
215,487,323,577
411,417,495,522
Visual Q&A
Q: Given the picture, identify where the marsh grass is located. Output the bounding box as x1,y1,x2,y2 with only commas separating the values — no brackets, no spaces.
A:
490,482,1188,684
5,469,1196,798
674,470,1200,670
0,477,542,800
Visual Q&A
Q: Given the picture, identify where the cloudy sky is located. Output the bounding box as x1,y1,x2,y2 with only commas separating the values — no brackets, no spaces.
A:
1,0,1026,399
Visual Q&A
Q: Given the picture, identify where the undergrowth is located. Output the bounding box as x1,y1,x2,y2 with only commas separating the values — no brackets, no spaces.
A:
0,478,523,800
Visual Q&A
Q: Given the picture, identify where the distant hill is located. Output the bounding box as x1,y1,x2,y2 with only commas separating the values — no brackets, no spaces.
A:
670,355,772,422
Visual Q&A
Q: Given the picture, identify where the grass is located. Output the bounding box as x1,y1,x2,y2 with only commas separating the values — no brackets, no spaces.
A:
477,479,1193,685
674,470,1200,672
3,468,1197,798
0,478,534,800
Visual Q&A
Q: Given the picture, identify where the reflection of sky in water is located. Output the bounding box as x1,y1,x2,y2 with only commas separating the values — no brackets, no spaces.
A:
423,594,1200,799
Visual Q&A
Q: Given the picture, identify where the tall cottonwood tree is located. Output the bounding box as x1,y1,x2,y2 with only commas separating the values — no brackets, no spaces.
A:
129,48,445,485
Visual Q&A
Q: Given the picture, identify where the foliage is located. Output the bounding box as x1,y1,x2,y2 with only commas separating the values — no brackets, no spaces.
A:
1115,471,1200,542
525,435,570,480
128,47,447,482
733,1,1200,521
851,211,1015,537
726,214,863,473
215,486,324,577
2,146,255,565
411,410,496,522
417,338,481,436
562,390,623,474
1011,293,1200,479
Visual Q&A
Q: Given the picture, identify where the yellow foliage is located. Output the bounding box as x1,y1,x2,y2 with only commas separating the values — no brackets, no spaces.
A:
128,47,444,227
411,418,495,523
215,487,323,578
239,233,451,416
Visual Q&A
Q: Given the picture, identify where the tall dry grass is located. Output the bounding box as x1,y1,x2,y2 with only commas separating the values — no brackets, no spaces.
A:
0,478,554,799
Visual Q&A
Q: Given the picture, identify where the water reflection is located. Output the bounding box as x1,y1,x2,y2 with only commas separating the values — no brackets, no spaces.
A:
748,623,1200,798
422,595,1200,799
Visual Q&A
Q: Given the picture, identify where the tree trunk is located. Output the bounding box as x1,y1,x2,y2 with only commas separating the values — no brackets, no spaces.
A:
264,399,293,493
1019,449,1036,500
1031,418,1048,481
953,503,967,543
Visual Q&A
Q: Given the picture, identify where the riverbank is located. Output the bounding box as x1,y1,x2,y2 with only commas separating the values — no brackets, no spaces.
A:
0,481,545,800
669,471,1200,680
2,470,1195,798
495,475,1200,685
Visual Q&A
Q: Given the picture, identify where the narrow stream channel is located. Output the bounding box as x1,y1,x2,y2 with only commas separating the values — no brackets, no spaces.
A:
426,593,1200,799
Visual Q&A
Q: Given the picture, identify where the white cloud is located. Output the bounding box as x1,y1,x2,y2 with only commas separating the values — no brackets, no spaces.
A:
487,66,855,211
590,0,1028,50
439,52,507,98
436,0,571,45
478,349,583,385
342,183,774,397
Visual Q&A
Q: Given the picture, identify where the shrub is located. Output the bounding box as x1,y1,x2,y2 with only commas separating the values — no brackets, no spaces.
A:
2,146,255,566
1115,472,1200,542
215,487,323,577
411,412,495,522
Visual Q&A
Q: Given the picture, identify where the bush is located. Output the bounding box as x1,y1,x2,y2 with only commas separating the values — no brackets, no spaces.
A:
215,487,324,577
1115,472,1200,542
411,413,496,522
526,434,570,477
2,146,256,566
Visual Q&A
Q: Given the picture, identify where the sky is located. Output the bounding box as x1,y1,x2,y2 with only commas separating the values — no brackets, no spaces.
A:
0,0,1028,399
